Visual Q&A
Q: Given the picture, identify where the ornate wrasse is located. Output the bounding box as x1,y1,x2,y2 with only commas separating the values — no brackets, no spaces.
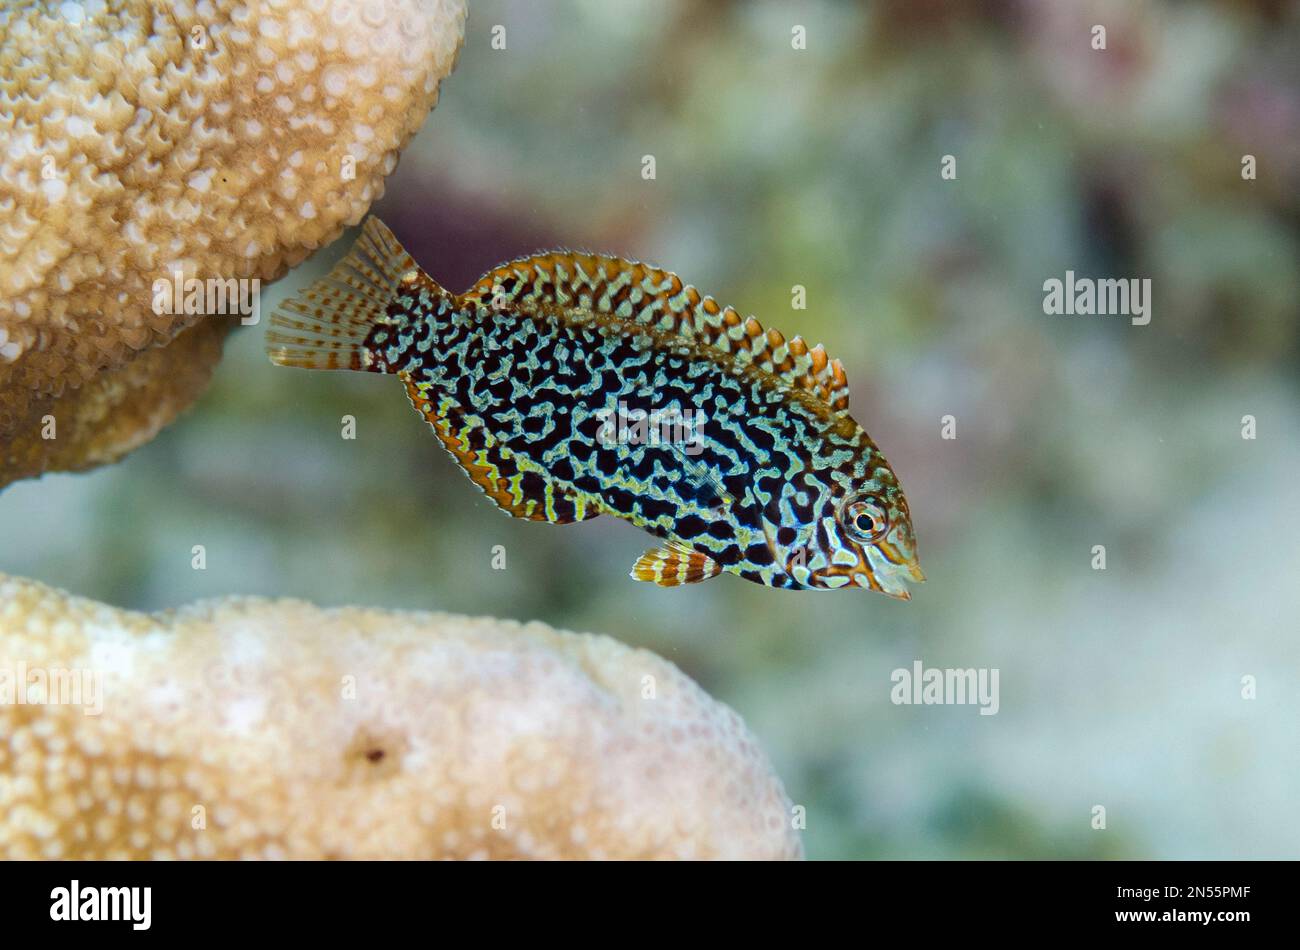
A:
266,217,924,597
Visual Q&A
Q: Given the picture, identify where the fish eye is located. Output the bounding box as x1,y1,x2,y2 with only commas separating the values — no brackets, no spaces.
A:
841,493,889,544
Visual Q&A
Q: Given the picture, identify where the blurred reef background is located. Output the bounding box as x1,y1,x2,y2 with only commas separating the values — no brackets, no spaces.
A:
2,0,1298,859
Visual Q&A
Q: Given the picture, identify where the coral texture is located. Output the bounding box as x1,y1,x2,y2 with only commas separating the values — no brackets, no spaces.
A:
0,575,803,860
0,0,467,485
0,320,231,484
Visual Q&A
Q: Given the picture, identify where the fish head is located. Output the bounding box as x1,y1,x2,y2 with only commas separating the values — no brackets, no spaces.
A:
778,459,923,598
828,486,923,598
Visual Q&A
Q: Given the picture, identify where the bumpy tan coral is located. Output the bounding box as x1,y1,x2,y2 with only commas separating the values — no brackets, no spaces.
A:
1,320,232,483
0,0,466,485
0,575,803,860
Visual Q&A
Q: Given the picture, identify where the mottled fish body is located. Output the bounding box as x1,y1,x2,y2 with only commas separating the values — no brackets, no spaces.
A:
267,217,923,596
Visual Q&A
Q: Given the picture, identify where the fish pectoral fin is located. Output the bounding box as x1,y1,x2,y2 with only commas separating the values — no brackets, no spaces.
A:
630,540,722,587
663,443,734,513
404,378,600,524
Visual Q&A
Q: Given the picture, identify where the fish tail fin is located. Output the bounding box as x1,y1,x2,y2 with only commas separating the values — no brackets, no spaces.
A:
266,216,436,373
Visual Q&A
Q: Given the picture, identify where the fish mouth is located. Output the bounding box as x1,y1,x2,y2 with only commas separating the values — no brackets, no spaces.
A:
871,572,912,601
856,560,925,600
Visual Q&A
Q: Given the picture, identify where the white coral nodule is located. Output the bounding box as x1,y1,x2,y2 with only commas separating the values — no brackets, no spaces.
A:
0,575,804,860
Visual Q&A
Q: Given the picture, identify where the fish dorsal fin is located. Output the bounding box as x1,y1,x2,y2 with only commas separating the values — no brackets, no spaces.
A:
462,252,851,413
403,378,602,524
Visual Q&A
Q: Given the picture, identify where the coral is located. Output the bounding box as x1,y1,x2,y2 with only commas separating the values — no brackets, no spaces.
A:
0,320,231,482
0,0,467,487
0,575,803,860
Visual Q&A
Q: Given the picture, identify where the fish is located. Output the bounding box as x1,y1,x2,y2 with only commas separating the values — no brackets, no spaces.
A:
266,217,924,597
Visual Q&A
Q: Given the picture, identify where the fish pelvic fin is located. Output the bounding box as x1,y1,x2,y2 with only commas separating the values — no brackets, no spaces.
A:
267,216,444,373
630,539,723,587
